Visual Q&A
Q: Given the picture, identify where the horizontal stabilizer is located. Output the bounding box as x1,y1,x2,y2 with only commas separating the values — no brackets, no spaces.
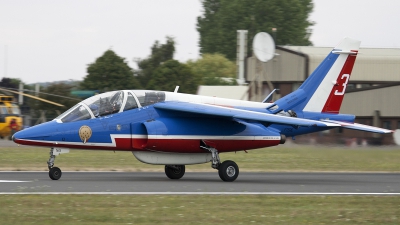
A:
321,120,393,134
155,102,340,128
332,50,358,55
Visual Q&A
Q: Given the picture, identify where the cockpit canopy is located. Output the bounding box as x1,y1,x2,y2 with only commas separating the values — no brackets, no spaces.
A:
55,90,166,123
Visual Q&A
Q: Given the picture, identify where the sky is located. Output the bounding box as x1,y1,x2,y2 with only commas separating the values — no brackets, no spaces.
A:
0,0,399,84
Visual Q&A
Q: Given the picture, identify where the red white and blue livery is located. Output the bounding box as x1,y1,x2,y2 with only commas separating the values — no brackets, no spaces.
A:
13,38,393,182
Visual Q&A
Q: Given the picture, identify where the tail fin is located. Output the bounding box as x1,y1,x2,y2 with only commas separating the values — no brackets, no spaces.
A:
274,37,360,114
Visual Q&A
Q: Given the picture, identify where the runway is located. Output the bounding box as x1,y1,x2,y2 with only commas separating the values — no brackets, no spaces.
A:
0,172,399,194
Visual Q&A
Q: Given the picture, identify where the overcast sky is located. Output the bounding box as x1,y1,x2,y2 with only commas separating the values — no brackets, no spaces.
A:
1,0,399,84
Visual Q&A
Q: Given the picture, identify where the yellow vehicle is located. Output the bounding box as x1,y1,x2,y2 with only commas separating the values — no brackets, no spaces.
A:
0,87,68,139
0,95,22,139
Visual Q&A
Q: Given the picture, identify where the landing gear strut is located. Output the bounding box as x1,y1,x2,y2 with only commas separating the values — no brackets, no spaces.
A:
201,142,239,182
47,148,62,180
165,165,185,179
47,148,69,180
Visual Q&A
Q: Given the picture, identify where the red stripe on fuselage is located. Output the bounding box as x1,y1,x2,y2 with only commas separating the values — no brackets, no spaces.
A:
322,53,357,113
144,138,280,153
14,137,281,153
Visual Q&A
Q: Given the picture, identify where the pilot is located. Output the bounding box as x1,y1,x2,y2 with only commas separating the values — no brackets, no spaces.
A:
110,92,123,113
89,104,99,117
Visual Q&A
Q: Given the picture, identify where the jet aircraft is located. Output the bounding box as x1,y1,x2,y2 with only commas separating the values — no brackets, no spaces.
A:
12,38,393,182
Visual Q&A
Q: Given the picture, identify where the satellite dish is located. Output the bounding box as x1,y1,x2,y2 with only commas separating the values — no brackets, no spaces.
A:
394,129,400,146
253,32,275,62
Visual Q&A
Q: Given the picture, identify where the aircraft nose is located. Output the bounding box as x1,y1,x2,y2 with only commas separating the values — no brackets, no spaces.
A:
12,130,23,144
11,121,58,146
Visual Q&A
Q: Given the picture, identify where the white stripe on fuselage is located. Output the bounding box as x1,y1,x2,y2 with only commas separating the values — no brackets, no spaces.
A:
145,135,281,140
18,134,131,147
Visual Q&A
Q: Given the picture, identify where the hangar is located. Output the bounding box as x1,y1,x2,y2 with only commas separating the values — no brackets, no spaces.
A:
244,46,400,145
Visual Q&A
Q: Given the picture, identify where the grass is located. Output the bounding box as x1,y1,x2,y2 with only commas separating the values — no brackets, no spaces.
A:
1,145,400,224
1,144,400,172
0,195,399,225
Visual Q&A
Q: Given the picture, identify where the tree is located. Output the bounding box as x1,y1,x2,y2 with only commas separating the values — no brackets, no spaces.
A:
0,78,28,108
186,53,237,85
147,60,200,94
80,50,141,92
135,37,175,88
0,77,21,89
197,0,314,61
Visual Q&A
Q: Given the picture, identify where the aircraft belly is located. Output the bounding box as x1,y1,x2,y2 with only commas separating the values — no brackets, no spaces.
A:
132,151,212,165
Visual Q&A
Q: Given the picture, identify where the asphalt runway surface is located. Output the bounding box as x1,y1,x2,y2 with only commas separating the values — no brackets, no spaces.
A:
0,139,19,147
1,171,399,194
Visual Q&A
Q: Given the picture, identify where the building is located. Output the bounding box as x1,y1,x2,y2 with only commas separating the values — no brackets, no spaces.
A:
245,46,400,145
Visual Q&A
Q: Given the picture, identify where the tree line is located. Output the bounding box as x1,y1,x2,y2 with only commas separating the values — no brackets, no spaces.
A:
0,0,313,120
80,36,237,94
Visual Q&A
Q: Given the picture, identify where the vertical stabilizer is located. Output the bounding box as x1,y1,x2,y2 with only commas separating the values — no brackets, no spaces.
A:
275,38,360,114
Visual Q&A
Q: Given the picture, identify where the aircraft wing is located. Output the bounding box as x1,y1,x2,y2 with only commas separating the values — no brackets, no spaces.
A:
154,101,340,128
321,120,393,134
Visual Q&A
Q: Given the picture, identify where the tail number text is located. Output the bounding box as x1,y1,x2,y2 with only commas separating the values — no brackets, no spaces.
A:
334,74,350,96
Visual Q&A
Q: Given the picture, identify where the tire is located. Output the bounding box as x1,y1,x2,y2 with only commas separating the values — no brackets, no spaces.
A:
165,165,185,179
49,167,62,180
218,160,239,182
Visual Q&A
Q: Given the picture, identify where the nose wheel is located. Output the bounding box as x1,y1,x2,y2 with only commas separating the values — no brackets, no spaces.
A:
47,148,69,180
49,167,62,180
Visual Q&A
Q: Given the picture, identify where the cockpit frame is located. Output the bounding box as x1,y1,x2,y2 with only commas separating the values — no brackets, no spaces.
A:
54,90,166,123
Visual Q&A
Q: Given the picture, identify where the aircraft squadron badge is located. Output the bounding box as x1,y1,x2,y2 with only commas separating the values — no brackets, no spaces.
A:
79,125,92,143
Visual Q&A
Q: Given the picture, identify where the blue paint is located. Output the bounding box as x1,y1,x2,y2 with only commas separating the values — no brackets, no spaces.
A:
13,39,389,152
274,52,339,112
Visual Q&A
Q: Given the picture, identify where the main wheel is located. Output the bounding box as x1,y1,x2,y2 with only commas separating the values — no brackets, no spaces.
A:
49,167,62,180
165,165,185,179
218,160,239,182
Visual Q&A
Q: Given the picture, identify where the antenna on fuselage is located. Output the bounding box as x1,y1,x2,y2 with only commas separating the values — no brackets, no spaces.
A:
262,89,279,103
174,86,179,93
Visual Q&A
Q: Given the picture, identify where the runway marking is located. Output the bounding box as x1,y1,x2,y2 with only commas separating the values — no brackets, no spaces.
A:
0,192,400,195
0,180,31,183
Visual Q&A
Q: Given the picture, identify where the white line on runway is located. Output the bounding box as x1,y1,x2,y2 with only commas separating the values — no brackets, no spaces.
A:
0,180,31,183
0,192,399,195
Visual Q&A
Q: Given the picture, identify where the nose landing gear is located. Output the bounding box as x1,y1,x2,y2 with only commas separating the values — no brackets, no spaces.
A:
47,148,69,180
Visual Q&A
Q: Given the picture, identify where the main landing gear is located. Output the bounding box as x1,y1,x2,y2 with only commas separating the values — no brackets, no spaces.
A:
47,148,69,180
165,165,185,179
163,145,239,182
202,143,239,182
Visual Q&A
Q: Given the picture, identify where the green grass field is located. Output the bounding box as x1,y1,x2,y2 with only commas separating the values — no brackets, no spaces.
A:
1,144,399,224
0,195,399,225
1,144,399,172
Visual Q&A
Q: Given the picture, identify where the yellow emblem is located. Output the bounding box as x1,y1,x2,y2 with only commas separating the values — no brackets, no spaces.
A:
79,125,92,143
